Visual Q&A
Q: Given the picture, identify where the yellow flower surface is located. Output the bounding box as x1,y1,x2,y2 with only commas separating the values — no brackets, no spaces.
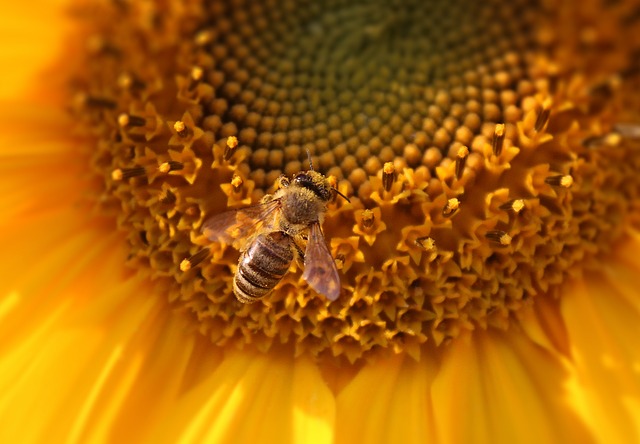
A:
1,0,640,443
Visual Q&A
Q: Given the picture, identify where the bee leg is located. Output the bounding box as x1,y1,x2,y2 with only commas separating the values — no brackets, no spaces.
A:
277,174,290,188
259,193,274,204
291,238,305,267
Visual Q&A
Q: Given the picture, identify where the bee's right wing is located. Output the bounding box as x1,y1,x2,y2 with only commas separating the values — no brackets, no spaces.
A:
202,199,281,249
302,222,341,301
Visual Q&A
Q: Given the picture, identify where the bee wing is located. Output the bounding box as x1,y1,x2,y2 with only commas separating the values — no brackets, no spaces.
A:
302,222,341,301
202,199,281,249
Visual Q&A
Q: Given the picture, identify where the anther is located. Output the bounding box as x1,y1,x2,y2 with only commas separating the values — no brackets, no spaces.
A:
180,249,210,272
535,99,552,132
485,230,512,246
80,94,117,109
86,35,120,56
191,66,204,82
382,162,396,191
415,236,436,251
455,145,469,179
583,132,623,149
224,136,239,160
492,124,505,156
583,135,604,148
194,29,215,46
173,121,189,137
361,209,375,228
604,133,623,146
111,166,146,181
189,66,205,91
118,113,146,127
117,72,145,90
158,161,184,174
231,174,243,193
499,199,525,213
545,174,573,188
442,198,460,217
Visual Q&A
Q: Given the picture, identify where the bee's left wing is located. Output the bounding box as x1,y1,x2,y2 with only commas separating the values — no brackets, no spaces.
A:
202,199,281,249
302,222,341,301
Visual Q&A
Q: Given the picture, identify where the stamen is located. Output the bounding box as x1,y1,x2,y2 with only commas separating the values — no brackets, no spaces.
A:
583,135,604,148
224,136,239,160
173,121,189,137
485,230,512,246
180,249,210,272
158,161,184,174
117,72,145,90
191,66,204,82
118,113,146,127
194,29,215,46
455,145,469,179
583,132,623,148
499,199,525,213
545,174,573,188
492,124,505,156
86,35,120,56
535,99,552,132
361,209,375,228
231,174,243,192
442,198,460,217
78,93,117,109
382,162,396,191
604,133,623,146
415,236,436,251
111,166,146,181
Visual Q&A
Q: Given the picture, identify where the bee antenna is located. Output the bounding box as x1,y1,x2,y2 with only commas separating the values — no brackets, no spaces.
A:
306,148,314,171
332,187,351,203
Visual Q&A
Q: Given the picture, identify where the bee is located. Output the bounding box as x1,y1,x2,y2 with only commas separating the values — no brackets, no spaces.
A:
202,157,348,303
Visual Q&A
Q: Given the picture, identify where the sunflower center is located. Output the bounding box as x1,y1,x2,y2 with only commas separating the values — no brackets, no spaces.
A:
71,0,640,362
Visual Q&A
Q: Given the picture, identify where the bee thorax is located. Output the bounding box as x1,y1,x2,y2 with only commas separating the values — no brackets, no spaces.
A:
280,188,327,225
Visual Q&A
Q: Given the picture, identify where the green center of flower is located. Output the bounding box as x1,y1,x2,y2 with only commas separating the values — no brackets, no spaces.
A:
71,0,640,362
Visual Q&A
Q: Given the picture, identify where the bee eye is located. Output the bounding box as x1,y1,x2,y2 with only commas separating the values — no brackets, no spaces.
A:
294,173,311,185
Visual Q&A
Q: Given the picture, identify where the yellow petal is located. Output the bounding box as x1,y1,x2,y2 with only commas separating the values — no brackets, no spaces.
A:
0,225,158,442
148,349,335,444
0,0,71,101
561,233,640,443
432,331,594,443
336,354,436,444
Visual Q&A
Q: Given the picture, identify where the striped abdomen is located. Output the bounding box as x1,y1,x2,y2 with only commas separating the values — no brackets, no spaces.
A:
233,231,294,303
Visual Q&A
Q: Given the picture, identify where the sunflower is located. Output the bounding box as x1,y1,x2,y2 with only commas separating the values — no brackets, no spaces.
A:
2,0,640,442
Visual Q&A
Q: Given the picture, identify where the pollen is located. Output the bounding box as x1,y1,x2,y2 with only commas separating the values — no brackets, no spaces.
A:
442,198,460,218
71,0,640,362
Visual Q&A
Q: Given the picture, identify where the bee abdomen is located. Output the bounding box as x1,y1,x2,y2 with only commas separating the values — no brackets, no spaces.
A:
233,232,293,303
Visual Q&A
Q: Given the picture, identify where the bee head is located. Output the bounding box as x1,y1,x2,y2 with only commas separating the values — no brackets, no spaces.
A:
292,170,333,202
